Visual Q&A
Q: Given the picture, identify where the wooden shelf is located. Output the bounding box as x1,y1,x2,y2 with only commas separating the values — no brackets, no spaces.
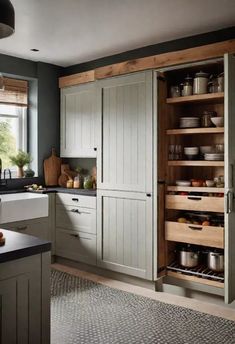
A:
166,127,224,135
166,92,224,104
167,186,224,193
168,160,224,167
167,271,224,289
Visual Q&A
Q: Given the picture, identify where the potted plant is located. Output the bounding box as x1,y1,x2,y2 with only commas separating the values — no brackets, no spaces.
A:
9,150,32,178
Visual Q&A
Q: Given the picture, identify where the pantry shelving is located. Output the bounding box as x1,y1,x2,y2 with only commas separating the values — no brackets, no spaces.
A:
167,186,224,193
166,92,224,104
166,127,224,135
168,160,224,167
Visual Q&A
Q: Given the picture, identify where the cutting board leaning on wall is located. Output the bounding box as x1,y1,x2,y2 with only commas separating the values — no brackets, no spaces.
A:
44,148,62,186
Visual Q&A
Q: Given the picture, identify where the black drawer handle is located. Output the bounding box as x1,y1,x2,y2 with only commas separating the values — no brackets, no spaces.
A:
71,208,80,214
70,234,79,238
17,226,27,231
72,198,79,202
94,147,97,151
188,226,203,231
187,197,202,201
146,193,151,197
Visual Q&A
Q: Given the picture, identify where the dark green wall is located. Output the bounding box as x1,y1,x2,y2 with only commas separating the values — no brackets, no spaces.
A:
0,54,61,177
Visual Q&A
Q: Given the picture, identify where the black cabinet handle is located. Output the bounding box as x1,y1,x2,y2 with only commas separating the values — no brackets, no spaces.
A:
70,234,79,238
146,193,151,197
187,196,202,201
188,226,202,231
72,198,79,202
94,147,97,151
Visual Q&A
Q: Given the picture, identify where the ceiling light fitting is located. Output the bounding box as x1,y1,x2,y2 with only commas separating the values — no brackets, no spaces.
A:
0,0,15,39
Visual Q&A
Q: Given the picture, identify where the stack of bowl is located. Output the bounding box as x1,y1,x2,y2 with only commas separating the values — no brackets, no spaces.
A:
180,117,200,128
184,147,199,160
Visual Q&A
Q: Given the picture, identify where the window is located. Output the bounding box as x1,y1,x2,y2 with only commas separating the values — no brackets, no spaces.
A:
0,104,27,170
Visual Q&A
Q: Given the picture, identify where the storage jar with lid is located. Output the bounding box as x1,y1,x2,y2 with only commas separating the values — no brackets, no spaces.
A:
193,71,209,95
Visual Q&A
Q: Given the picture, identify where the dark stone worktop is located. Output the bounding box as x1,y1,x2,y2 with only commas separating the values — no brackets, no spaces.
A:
0,229,51,263
0,187,96,197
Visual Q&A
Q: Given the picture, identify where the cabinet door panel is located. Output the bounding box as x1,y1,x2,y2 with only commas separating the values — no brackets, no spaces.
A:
61,83,97,157
97,190,153,280
224,53,235,303
97,71,153,192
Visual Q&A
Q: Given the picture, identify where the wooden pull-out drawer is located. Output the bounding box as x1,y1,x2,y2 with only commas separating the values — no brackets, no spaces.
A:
56,204,96,235
56,228,97,265
165,221,224,249
56,193,96,209
166,195,224,212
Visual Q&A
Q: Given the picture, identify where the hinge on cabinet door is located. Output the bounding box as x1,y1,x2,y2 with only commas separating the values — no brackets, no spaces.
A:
157,76,166,82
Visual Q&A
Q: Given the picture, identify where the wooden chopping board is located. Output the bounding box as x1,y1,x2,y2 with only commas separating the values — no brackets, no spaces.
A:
44,148,61,186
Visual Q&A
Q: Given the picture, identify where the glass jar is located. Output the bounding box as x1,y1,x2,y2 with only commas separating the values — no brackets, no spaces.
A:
201,111,217,127
170,85,181,98
181,75,193,96
83,175,93,189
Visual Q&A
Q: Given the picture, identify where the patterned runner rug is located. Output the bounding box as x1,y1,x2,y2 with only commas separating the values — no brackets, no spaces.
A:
51,269,235,344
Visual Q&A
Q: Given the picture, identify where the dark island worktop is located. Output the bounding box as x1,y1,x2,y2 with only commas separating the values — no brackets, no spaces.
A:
0,187,96,197
0,229,51,263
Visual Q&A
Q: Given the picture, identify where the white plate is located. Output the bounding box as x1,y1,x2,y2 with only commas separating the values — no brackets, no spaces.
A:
175,180,191,186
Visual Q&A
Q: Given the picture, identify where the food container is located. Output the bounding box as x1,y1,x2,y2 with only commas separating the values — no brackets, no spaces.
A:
207,251,224,272
66,179,73,189
83,175,93,189
181,75,193,96
201,111,216,127
193,71,209,95
179,245,200,268
217,73,224,92
170,85,181,98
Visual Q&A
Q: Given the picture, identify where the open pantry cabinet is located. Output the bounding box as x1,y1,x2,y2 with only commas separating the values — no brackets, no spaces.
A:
156,53,235,303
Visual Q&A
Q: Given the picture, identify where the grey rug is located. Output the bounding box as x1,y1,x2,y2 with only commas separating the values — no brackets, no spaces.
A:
51,269,235,344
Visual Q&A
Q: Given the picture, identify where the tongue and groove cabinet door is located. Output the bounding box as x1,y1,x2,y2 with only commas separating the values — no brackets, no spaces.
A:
97,71,153,193
97,190,154,280
60,82,97,158
224,53,235,304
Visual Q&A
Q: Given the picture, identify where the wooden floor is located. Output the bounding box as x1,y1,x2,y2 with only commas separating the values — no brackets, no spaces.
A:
52,263,235,322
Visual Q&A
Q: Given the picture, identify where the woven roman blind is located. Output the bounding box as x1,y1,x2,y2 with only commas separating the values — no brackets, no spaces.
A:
0,77,28,106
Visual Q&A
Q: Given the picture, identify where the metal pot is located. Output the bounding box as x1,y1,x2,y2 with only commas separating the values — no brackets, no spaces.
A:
207,251,224,272
179,246,200,268
193,71,209,95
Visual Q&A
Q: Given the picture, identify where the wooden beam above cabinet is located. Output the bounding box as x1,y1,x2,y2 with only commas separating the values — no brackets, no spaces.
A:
59,39,235,88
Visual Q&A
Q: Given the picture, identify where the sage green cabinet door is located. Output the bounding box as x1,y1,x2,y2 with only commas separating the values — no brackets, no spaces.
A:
61,82,97,157
97,190,154,280
97,71,153,192
224,53,235,304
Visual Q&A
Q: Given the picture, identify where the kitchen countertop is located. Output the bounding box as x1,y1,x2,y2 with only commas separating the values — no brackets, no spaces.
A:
0,229,51,263
0,187,96,196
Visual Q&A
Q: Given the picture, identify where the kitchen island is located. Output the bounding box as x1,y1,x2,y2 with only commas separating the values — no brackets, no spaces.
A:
0,229,51,344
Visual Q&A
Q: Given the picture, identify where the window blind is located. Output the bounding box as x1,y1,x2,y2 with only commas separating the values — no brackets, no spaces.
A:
0,77,28,106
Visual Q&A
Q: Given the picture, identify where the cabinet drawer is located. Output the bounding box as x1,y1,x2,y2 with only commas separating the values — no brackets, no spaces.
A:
56,229,96,265
56,205,96,235
165,221,224,249
2,218,49,241
166,195,224,212
56,193,96,209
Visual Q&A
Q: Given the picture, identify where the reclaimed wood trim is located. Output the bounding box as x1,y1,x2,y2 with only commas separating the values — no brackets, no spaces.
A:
95,39,235,79
59,70,95,88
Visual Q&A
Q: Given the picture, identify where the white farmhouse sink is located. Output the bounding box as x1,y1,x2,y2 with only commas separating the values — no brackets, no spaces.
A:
0,192,48,224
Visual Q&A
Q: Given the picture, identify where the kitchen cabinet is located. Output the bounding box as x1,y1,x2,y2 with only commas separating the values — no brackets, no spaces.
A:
55,194,97,265
96,71,153,193
0,248,50,344
60,82,97,158
97,190,155,280
157,53,235,303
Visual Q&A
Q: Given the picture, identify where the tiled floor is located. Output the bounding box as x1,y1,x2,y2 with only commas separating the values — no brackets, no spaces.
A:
52,263,235,321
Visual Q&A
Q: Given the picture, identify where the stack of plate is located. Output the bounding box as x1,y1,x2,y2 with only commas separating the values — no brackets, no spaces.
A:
180,117,200,128
204,153,224,161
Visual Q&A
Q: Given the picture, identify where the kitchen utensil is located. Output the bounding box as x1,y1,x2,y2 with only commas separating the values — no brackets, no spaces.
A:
211,117,224,127
200,146,213,154
180,117,200,128
170,85,181,98
175,180,191,186
179,245,200,268
193,71,209,94
181,75,193,96
207,251,224,272
205,180,215,187
43,148,61,186
201,111,216,127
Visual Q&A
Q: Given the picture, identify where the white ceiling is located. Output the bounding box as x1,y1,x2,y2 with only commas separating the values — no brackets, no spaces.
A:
0,0,235,67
